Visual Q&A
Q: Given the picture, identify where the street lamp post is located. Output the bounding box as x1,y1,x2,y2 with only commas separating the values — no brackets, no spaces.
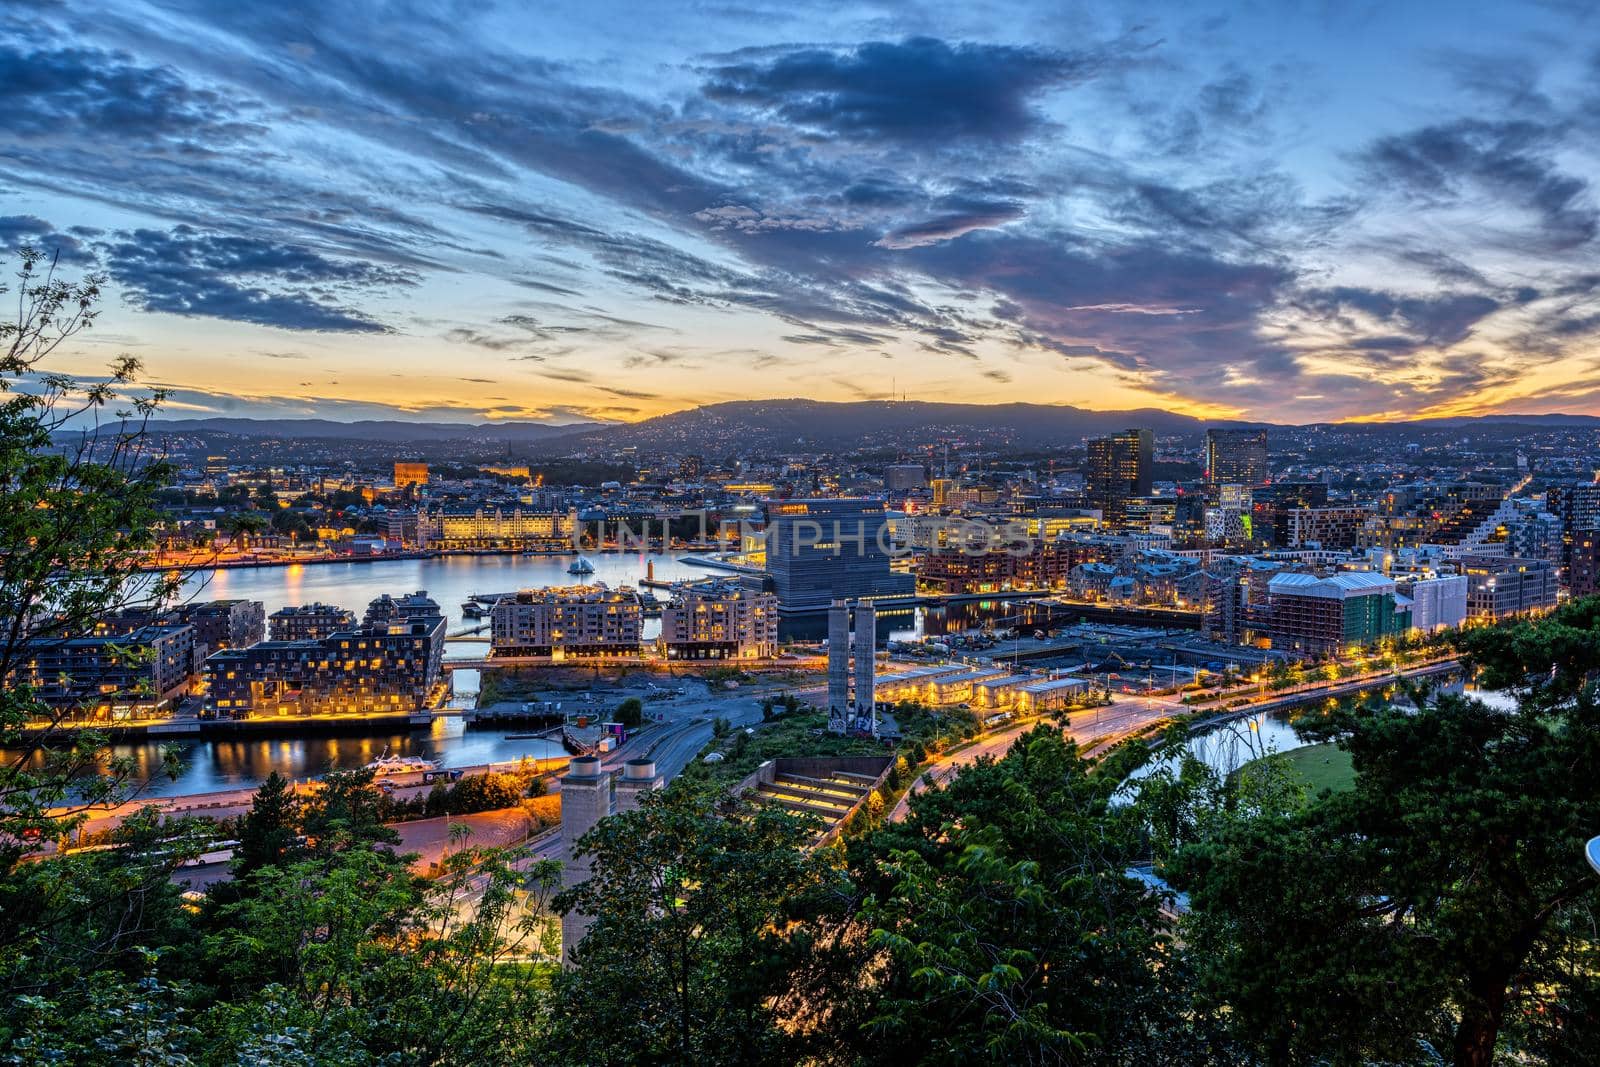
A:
1587,836,1600,877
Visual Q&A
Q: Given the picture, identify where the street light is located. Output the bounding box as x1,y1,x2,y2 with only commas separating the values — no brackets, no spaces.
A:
1587,836,1600,877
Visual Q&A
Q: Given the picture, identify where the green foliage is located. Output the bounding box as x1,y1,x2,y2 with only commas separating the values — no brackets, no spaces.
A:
614,695,644,729
546,785,839,1065
852,727,1198,1064
1170,626,1600,1066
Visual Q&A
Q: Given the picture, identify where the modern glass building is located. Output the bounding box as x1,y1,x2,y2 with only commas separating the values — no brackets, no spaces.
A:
763,498,914,613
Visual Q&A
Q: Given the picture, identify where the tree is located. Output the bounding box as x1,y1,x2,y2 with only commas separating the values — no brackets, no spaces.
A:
1174,624,1600,1066
299,768,401,857
614,696,644,729
232,771,302,880
545,785,838,1065
850,727,1197,1064
0,248,191,1004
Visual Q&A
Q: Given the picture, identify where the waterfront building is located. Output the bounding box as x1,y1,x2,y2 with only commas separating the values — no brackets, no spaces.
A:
763,498,913,613
489,584,642,658
268,602,357,642
204,610,447,720
12,624,198,717
1086,429,1152,521
1204,429,1269,488
97,598,265,656
1265,571,1401,655
416,506,569,550
659,580,777,659
1459,556,1558,620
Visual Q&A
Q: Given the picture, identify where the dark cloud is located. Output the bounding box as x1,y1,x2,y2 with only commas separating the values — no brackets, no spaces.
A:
1358,119,1598,250
100,226,415,332
0,214,95,262
1295,287,1501,350
876,198,1026,249
0,39,265,147
701,37,1119,144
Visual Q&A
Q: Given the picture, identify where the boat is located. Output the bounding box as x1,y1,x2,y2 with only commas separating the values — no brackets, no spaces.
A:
568,557,596,575
365,752,440,774
461,601,487,619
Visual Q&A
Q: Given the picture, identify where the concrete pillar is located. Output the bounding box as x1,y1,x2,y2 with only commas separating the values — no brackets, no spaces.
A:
853,600,877,734
559,755,611,966
615,758,663,812
827,599,850,732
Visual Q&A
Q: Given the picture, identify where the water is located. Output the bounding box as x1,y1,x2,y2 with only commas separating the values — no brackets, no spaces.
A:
1140,676,1518,787
99,720,568,798
28,551,706,798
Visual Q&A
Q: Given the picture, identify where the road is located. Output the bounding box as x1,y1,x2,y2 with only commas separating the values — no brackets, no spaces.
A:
889,695,1183,821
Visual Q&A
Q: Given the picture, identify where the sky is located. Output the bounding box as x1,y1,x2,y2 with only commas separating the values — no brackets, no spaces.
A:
3,0,1599,426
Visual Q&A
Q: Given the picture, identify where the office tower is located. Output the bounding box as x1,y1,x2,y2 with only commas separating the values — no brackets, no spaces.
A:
884,463,928,491
853,600,877,734
1085,429,1152,520
393,461,429,488
827,599,850,731
559,755,611,966
763,498,913,613
1204,429,1268,488
1546,484,1600,575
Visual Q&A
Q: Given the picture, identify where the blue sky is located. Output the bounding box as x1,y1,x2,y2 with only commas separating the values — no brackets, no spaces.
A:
3,0,1598,424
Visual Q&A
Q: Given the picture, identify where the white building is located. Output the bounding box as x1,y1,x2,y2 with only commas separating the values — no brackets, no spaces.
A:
1405,574,1469,633
490,584,642,659
659,580,778,660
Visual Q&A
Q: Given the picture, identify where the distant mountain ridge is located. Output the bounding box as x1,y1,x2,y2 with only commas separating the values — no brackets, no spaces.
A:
132,403,1600,453
532,399,1265,453
140,417,600,443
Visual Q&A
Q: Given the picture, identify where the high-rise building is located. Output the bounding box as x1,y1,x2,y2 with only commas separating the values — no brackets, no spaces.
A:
206,593,446,719
1459,556,1558,620
853,600,877,729
763,498,913,613
1085,429,1152,521
827,600,850,724
11,624,198,716
1204,429,1268,488
393,461,429,488
883,463,927,491
1402,575,1469,632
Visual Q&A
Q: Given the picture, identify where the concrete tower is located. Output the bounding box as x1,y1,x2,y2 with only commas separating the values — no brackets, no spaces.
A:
827,598,851,733
559,755,611,966
615,758,663,813
853,599,877,734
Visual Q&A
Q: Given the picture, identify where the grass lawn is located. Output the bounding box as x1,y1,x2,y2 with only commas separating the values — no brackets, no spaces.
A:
1275,742,1355,795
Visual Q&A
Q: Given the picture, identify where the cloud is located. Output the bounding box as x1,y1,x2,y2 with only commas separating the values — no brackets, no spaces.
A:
0,214,95,263
701,36,1122,144
100,226,415,332
1357,119,1598,251
0,39,265,148
875,199,1026,249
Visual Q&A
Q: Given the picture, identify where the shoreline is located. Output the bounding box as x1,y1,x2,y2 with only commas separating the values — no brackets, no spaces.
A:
134,543,731,574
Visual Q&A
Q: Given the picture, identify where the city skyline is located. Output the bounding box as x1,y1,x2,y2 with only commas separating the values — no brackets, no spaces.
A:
5,1,1600,426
